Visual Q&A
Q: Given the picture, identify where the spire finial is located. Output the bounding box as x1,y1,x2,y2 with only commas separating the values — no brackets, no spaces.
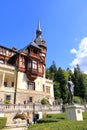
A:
37,20,41,31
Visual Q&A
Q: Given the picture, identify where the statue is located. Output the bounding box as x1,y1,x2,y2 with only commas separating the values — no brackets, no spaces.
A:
66,76,74,104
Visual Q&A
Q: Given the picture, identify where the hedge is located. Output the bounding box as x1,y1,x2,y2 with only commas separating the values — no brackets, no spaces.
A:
0,117,7,129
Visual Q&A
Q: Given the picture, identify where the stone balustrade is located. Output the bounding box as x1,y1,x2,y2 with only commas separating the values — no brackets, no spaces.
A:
0,103,61,113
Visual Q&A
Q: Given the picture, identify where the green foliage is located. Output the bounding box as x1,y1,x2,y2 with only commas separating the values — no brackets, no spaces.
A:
73,65,87,102
0,117,7,129
41,98,49,105
46,61,57,80
46,62,87,104
37,113,66,123
13,113,26,120
83,111,87,120
4,100,10,104
28,121,87,130
37,118,58,123
28,112,87,130
73,96,83,104
54,82,60,99
54,67,69,104
49,61,57,73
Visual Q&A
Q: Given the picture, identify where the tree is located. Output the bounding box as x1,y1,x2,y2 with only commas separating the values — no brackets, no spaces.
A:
73,64,81,96
73,64,87,102
46,63,87,104
49,61,57,73
46,69,51,79
78,73,87,101
54,81,60,99
54,67,68,104
48,61,57,80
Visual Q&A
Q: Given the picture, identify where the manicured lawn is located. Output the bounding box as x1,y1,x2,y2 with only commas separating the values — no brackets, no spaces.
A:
28,111,87,130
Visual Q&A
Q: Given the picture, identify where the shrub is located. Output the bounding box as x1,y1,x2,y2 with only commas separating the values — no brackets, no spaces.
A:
13,113,26,120
37,118,58,123
73,96,83,104
37,113,66,123
4,100,10,104
0,117,7,129
41,98,49,105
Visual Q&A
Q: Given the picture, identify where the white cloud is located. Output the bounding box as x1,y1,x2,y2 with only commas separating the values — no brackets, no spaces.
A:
70,48,77,54
70,37,87,73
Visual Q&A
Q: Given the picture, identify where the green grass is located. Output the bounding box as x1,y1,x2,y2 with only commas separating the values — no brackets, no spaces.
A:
28,111,87,130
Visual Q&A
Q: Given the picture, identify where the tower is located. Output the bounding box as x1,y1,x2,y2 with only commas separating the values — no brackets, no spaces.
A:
35,20,47,66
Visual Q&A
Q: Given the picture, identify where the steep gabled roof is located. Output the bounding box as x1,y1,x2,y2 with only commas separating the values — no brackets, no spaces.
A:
18,40,41,53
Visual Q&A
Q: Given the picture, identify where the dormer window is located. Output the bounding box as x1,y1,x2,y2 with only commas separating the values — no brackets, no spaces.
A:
34,49,38,54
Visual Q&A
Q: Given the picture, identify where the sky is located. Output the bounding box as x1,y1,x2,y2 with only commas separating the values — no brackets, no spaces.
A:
0,0,87,73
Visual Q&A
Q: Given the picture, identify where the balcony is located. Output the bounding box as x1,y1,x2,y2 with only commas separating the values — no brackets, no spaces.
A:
0,63,15,71
28,52,40,60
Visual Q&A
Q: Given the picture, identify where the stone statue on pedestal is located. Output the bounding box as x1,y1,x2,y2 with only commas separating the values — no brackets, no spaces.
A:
66,76,74,104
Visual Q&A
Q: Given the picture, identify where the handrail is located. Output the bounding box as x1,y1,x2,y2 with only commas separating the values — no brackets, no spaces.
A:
0,103,61,113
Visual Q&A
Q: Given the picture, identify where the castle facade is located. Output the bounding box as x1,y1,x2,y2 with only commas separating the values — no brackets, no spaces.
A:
0,21,54,105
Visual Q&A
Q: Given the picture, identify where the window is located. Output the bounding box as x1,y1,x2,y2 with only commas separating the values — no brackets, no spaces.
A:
12,82,14,87
43,84,45,92
46,86,50,93
32,60,37,70
19,56,25,68
6,95,11,101
38,63,42,73
4,81,14,87
4,82,7,87
0,59,4,63
28,60,37,70
27,81,35,90
28,59,32,68
34,49,38,54
29,97,33,102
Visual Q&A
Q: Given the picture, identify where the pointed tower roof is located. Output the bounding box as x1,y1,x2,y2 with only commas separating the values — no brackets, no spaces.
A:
35,21,47,48
36,20,42,38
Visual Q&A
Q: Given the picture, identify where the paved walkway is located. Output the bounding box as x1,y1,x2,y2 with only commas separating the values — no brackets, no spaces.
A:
4,127,26,130
3,123,28,130
3,126,27,130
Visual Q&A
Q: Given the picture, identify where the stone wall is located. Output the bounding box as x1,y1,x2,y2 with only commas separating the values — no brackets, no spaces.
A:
5,111,33,124
16,90,47,104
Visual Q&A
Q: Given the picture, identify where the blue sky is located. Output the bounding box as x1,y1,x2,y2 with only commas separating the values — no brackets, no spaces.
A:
0,0,87,72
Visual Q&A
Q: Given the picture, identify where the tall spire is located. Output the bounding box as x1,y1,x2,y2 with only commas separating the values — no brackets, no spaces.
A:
35,21,47,49
36,20,42,38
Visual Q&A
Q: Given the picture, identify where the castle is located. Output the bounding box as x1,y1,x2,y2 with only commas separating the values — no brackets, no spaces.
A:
0,21,54,105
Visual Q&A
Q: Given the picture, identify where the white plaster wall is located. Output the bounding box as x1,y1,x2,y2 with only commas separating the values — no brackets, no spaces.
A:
17,72,54,99
17,72,28,89
45,79,54,97
35,77,45,91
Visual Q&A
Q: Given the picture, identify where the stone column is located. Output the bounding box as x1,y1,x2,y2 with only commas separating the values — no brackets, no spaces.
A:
1,71,5,89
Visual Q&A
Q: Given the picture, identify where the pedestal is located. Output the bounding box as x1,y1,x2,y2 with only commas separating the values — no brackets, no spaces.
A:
66,104,83,121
